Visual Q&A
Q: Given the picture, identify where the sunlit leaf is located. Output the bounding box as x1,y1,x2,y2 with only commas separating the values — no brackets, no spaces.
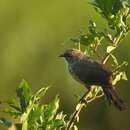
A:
74,125,78,130
104,33,113,42
107,46,116,53
53,119,66,128
76,104,81,111
34,86,50,102
119,61,128,67
122,72,128,80
55,112,66,120
112,72,122,85
28,105,43,126
112,71,128,85
46,95,60,121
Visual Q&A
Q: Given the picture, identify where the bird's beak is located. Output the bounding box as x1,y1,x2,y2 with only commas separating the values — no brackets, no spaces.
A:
59,54,64,57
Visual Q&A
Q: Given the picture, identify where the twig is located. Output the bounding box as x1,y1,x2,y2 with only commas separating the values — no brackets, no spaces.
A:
65,90,90,130
66,89,104,130
102,31,123,64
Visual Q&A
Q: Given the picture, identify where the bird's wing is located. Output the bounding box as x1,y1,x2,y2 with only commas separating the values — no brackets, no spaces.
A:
72,58,112,85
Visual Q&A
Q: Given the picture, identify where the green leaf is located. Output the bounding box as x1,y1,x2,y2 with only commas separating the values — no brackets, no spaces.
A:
8,104,21,112
46,95,60,121
84,47,93,56
112,71,128,85
92,0,123,17
0,80,67,130
122,72,128,80
53,119,65,128
55,112,66,120
79,34,90,46
107,46,116,53
91,86,103,97
119,61,128,68
92,0,130,30
0,118,12,127
112,72,121,85
16,80,31,112
28,105,43,125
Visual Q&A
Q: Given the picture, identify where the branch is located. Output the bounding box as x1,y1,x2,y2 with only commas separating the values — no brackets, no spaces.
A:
102,26,130,63
66,87,103,130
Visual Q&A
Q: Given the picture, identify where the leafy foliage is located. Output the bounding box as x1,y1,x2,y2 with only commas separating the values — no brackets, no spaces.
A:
71,21,104,57
67,0,129,129
0,80,66,130
0,0,129,130
92,0,130,30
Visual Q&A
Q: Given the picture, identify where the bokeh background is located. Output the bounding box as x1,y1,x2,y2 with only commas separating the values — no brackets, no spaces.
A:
0,0,130,130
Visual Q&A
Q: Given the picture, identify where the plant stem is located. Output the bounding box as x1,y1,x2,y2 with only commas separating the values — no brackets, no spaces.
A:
66,87,104,130
102,31,125,64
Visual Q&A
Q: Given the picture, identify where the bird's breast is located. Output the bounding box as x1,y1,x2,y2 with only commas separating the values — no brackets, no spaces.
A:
68,65,85,85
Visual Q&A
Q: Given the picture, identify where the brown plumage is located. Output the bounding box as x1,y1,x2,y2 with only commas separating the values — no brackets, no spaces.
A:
60,48,127,111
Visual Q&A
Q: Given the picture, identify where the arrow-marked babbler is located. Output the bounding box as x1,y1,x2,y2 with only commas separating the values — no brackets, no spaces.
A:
60,48,127,111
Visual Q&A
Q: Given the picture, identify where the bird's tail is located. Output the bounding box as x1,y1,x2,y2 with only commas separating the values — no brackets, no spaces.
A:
102,85,127,111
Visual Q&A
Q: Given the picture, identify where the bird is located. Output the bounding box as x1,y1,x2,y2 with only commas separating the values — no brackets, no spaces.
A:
59,48,127,111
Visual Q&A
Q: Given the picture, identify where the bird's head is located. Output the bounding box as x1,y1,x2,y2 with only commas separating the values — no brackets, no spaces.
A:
59,49,84,64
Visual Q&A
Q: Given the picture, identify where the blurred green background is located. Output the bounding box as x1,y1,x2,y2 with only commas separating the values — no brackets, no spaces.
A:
0,0,129,130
